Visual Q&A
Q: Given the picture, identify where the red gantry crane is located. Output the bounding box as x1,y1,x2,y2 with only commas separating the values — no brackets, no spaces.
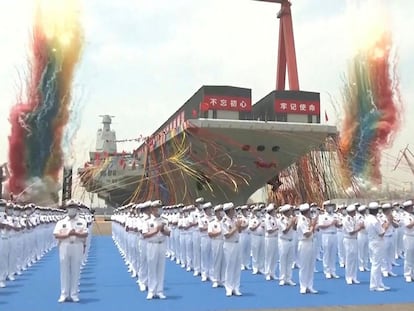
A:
253,0,299,91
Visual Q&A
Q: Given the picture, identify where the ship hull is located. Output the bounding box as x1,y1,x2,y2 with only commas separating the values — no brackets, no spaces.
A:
80,119,336,206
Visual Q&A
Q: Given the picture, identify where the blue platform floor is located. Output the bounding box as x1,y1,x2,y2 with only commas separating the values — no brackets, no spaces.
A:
1,236,414,311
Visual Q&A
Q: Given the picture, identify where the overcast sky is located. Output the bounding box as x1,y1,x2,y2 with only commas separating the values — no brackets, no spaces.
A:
0,0,413,194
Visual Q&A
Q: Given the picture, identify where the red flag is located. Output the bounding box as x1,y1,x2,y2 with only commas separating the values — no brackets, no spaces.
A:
324,110,329,122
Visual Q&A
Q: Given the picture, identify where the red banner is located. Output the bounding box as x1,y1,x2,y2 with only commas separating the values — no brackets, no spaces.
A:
274,99,320,115
202,95,252,111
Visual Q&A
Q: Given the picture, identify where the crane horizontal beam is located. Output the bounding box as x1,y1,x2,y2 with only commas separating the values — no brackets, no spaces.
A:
253,0,285,3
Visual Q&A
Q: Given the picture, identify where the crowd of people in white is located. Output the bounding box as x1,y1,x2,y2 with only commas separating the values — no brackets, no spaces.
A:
112,198,414,298
0,199,93,303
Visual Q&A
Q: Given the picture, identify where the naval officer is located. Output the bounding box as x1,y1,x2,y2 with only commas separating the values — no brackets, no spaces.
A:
53,200,88,302
342,204,362,285
222,202,242,296
297,203,318,294
142,200,170,300
365,201,389,291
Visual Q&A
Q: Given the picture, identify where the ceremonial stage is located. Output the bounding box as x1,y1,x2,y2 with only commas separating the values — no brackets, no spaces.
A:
2,236,414,311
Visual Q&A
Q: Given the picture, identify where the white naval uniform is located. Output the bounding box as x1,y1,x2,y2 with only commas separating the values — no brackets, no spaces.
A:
53,215,88,299
249,215,265,274
0,212,10,285
264,213,279,279
317,212,338,277
297,215,316,293
238,213,251,269
336,213,345,267
357,213,369,270
278,215,295,283
222,215,242,295
208,216,225,286
402,211,414,280
342,214,359,283
199,213,212,280
364,214,386,290
191,209,202,275
394,209,405,259
142,214,168,297
379,213,395,276
138,213,150,289
184,214,194,270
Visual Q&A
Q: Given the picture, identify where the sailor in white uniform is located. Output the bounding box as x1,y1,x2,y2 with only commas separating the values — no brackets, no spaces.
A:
356,204,370,272
342,204,362,285
365,202,389,291
379,203,398,277
238,205,251,270
264,203,279,281
199,202,213,282
192,197,204,277
0,199,10,288
297,203,318,294
222,202,242,297
336,204,346,268
249,205,265,274
317,201,340,279
401,200,414,282
53,200,88,302
142,200,170,300
208,204,225,288
277,204,297,286
138,201,152,291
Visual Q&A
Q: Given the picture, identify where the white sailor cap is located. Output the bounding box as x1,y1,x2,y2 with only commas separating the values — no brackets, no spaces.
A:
223,202,234,211
65,199,79,208
338,203,347,209
403,200,413,208
299,203,310,212
265,203,275,212
323,200,335,206
368,202,380,209
240,205,249,210
346,204,356,213
195,197,205,204
202,202,212,209
392,202,400,207
279,204,291,213
151,200,163,207
142,201,152,208
252,205,261,212
358,205,366,212
214,204,223,212
381,203,392,209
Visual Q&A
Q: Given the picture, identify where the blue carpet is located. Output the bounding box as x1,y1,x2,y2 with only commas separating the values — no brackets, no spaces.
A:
1,236,414,311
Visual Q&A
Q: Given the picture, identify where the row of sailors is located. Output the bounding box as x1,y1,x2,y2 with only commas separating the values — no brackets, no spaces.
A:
112,198,414,295
112,200,171,299
0,200,60,288
113,199,250,297
0,199,94,292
